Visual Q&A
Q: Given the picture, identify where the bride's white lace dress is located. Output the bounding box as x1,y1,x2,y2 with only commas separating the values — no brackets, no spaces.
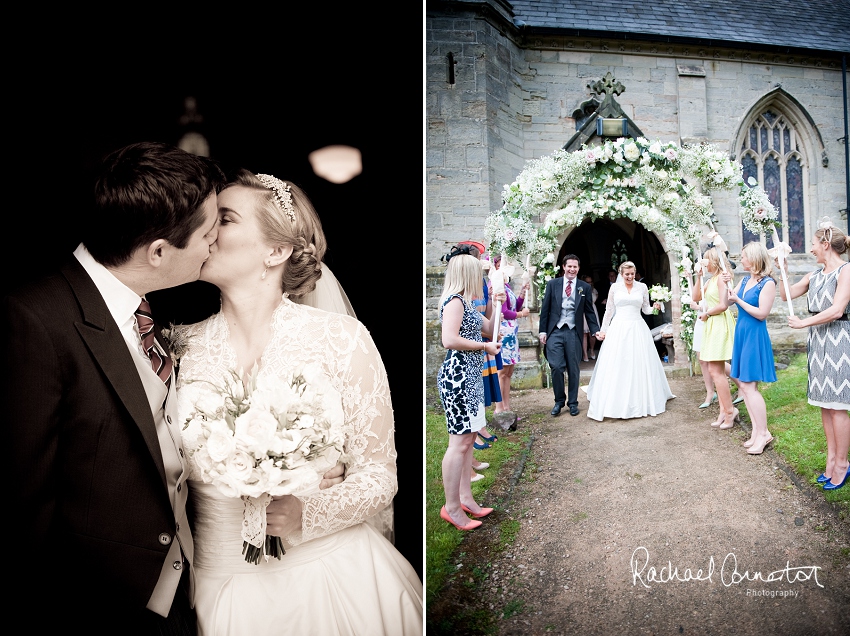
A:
586,282,675,421
175,296,423,635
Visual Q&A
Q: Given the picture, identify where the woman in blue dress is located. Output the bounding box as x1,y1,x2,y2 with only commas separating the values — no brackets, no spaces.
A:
727,242,777,455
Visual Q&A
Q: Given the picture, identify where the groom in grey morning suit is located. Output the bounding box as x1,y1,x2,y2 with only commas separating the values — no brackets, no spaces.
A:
538,254,601,416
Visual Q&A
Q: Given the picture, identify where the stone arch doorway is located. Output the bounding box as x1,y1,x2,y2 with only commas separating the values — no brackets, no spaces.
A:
557,217,671,328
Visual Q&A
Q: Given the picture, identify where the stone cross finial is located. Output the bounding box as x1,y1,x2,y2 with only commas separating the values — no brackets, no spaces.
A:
590,72,625,97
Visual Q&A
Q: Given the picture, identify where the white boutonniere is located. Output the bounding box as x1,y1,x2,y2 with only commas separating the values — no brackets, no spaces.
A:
578,288,586,297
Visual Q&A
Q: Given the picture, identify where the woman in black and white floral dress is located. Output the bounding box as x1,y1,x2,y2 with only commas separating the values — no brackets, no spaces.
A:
781,219,850,491
437,250,502,531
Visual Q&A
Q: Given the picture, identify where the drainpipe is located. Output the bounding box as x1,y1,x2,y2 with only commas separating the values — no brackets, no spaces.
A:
844,54,849,233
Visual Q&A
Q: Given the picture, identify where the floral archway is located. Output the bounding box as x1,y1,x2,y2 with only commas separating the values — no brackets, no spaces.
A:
484,136,779,363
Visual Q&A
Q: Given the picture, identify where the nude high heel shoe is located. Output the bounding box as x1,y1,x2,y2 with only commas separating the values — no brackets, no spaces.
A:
718,408,740,430
747,434,774,455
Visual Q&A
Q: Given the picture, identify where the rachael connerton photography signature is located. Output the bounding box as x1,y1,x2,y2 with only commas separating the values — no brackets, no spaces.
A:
629,546,824,589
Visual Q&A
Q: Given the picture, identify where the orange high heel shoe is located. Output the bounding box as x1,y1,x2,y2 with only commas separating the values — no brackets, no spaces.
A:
441,506,482,531
718,408,740,430
461,503,494,518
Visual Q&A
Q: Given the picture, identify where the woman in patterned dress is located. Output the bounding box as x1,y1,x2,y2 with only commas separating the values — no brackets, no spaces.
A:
780,220,850,491
438,251,502,530
727,242,777,455
697,247,739,430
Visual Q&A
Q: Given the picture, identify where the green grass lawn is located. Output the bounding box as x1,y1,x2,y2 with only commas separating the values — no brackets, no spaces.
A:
425,399,534,605
425,353,848,607
750,353,850,513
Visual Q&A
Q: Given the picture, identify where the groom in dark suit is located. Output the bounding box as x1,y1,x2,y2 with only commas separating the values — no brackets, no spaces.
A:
538,254,601,416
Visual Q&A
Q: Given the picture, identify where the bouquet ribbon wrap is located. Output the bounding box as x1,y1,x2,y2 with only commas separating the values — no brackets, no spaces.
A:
769,228,794,316
488,258,506,342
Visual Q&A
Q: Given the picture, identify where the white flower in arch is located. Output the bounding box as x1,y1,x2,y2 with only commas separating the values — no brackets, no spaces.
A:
484,137,777,363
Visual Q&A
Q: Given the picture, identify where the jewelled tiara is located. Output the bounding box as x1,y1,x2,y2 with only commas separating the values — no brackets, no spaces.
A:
256,173,296,223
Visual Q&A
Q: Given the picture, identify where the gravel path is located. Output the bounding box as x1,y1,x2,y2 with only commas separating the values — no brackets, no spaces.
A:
427,374,850,636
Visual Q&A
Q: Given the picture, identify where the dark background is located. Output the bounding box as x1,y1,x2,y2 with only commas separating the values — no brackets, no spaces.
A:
6,10,422,577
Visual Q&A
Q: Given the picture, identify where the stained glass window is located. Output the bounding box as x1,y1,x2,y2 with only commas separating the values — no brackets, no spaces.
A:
786,158,804,252
738,110,807,252
610,239,628,272
741,155,759,246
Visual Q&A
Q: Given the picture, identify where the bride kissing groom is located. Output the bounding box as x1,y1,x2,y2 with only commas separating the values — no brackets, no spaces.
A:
2,141,422,635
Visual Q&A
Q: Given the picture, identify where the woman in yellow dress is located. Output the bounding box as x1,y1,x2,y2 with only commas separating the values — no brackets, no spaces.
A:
697,247,739,429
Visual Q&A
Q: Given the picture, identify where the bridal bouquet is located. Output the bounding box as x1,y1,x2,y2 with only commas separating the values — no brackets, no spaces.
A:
648,284,672,315
180,363,346,564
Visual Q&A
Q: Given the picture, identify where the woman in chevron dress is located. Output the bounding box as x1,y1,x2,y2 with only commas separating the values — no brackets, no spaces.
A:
781,219,850,492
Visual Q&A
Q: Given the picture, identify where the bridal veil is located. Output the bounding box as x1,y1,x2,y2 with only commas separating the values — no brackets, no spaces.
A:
293,262,397,545
293,262,358,319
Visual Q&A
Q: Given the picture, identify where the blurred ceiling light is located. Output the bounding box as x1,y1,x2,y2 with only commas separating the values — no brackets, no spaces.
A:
308,145,362,184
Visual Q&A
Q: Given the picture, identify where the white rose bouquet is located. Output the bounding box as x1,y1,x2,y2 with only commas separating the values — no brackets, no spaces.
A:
648,284,672,315
180,363,347,564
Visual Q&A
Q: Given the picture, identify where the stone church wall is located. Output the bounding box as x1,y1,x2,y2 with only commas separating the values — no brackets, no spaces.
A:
425,4,847,382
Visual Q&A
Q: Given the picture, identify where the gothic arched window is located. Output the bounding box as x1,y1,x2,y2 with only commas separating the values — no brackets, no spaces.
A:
610,239,628,272
739,109,807,252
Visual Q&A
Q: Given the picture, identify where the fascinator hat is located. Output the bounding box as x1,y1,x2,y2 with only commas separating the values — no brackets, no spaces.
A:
818,216,836,243
441,241,486,264
457,240,486,255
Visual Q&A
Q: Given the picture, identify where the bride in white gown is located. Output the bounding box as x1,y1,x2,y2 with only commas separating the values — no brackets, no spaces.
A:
586,261,675,421
173,170,422,635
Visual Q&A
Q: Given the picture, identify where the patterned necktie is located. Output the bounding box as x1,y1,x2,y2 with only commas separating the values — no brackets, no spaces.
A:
135,299,173,388
565,279,572,299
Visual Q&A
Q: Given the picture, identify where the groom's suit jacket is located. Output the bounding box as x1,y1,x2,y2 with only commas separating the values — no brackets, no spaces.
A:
2,257,188,626
538,276,601,355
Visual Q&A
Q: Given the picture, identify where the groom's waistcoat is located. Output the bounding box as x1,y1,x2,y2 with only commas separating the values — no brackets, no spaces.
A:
135,358,194,615
557,280,576,330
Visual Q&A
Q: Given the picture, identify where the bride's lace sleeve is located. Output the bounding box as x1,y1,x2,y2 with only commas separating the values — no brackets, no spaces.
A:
640,282,653,315
287,319,397,546
600,284,618,332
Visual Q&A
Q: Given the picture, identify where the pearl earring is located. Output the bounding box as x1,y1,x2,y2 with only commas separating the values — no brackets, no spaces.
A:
261,262,269,280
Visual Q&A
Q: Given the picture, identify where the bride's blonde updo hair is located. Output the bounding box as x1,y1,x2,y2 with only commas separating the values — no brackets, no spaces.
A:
225,169,327,298
618,260,636,275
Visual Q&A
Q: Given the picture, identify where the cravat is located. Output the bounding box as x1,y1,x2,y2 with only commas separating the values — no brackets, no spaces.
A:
135,299,173,388
565,279,572,299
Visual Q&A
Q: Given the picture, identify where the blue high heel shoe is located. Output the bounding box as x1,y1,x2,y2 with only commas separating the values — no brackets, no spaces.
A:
823,466,850,491
478,431,498,443
473,441,490,450
698,392,717,409
816,473,829,484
